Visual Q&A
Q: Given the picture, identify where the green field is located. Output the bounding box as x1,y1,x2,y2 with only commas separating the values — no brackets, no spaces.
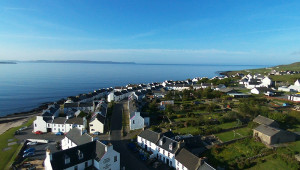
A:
287,140,300,153
0,118,34,170
173,126,202,135
215,127,251,142
248,155,298,170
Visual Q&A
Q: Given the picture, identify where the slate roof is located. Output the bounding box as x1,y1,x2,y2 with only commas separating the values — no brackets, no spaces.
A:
254,87,273,93
157,136,180,154
50,141,96,170
43,117,53,123
198,161,216,170
138,129,161,144
253,115,278,127
91,113,106,124
66,128,93,145
64,103,78,108
175,148,201,170
79,102,93,107
53,117,66,124
95,141,107,161
254,124,281,137
65,117,84,125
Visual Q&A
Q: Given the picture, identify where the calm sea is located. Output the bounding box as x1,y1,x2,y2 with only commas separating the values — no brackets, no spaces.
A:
0,63,267,116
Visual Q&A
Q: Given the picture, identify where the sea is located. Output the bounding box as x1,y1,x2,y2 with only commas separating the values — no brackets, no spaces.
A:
0,63,268,116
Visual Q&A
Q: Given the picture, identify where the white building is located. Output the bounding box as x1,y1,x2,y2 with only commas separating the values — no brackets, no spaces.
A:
288,79,300,92
33,116,53,133
61,127,93,150
288,94,300,102
137,129,215,170
128,100,150,130
44,140,120,170
89,113,106,134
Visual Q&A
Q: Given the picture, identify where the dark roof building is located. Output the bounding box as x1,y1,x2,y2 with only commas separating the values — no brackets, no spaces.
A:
175,148,202,170
253,115,279,128
138,129,161,144
66,128,93,146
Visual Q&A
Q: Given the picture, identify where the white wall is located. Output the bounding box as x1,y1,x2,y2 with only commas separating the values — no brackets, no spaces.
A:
89,119,104,134
130,112,144,130
33,116,47,133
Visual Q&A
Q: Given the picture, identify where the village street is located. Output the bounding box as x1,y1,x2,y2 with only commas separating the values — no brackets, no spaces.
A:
109,101,151,170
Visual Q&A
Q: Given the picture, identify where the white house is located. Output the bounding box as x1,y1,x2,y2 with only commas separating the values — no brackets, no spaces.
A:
137,129,215,170
288,94,300,102
89,113,106,134
33,116,53,133
130,112,146,130
288,79,300,92
50,116,86,133
261,76,273,87
44,140,120,170
61,127,93,150
251,87,274,96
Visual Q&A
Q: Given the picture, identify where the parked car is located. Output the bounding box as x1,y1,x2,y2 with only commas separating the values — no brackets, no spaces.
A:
93,132,100,135
34,131,42,135
127,142,138,152
14,130,21,135
23,152,35,158
27,141,38,146
55,132,64,136
24,148,35,154
19,126,27,131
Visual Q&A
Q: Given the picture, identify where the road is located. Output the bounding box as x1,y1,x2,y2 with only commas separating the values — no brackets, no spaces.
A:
110,102,151,170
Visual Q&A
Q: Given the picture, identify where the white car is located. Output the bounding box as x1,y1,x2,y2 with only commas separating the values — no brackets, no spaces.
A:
27,141,38,145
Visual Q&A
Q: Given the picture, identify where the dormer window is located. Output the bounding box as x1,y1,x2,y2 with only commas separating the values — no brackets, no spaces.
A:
64,155,70,164
78,150,84,160
169,143,173,150
159,139,163,146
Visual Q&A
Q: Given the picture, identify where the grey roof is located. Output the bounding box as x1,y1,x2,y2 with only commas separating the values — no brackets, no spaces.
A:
50,141,97,170
138,129,161,144
198,161,216,170
91,113,106,124
175,148,201,170
254,124,281,137
79,102,93,107
253,115,277,126
53,117,66,124
254,87,273,93
43,117,53,123
95,141,106,161
65,117,84,125
66,128,93,145
64,103,79,108
157,136,180,154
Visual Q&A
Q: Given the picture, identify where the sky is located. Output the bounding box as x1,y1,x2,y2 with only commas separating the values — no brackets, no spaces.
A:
1,0,300,65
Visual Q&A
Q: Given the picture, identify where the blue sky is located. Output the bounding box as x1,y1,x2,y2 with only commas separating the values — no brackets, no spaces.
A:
1,0,300,64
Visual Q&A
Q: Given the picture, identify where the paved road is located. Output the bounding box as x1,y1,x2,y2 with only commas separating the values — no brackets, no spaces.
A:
110,102,151,170
110,103,123,141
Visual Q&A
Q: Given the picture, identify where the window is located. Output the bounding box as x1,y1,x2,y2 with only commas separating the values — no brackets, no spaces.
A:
54,128,56,130
91,129,95,131
35,124,37,127
114,156,118,162
78,150,83,160
64,155,70,164
74,165,78,170
90,124,93,126
133,120,135,124
85,162,88,168
47,124,50,127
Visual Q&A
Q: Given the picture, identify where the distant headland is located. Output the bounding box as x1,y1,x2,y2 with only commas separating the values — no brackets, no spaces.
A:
0,62,17,64
22,60,136,64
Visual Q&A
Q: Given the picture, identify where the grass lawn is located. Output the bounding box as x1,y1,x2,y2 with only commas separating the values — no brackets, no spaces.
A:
215,127,251,142
215,121,238,129
173,117,196,122
287,140,300,153
248,155,298,170
173,126,201,135
0,118,34,170
205,138,267,168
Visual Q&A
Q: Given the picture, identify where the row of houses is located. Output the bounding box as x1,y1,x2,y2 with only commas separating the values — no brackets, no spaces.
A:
45,128,120,170
239,74,273,89
137,129,215,170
